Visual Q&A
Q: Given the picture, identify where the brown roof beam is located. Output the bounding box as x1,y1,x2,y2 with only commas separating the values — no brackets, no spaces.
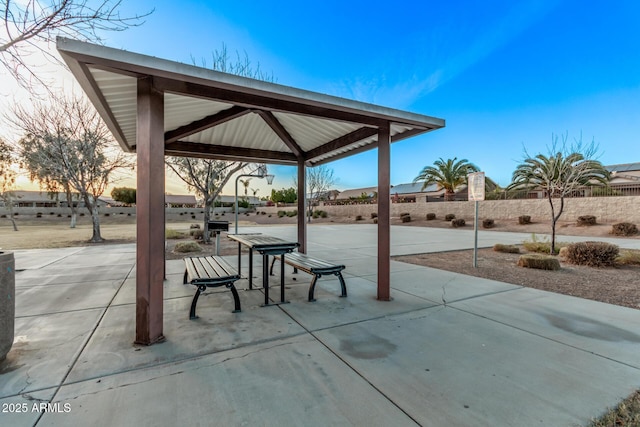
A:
165,106,250,144
305,127,378,162
165,141,298,165
154,77,389,127
256,110,304,159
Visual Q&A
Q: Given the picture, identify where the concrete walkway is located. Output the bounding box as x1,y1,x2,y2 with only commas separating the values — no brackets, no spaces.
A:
2,224,640,426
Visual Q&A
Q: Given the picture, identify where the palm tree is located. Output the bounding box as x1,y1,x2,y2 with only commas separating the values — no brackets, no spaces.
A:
508,151,609,254
239,178,251,200
413,158,479,201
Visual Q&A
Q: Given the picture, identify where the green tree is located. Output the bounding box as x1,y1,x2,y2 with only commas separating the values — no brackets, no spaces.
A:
413,157,479,201
270,187,297,204
507,134,609,254
111,187,136,205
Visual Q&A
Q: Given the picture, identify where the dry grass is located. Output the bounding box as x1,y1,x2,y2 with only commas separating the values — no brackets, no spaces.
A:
590,390,640,427
617,250,640,266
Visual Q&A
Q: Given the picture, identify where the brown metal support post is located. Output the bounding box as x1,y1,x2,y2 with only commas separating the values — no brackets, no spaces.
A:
297,160,307,253
135,77,165,345
377,122,391,301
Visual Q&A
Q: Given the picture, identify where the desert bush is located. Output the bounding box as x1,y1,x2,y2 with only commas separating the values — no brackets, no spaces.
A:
373,218,378,224
49,212,54,215
451,218,465,227
166,228,186,239
80,213,85,216
190,224,200,229
518,215,531,225
355,215,363,221
104,213,110,217
371,212,378,219
174,241,202,253
286,210,297,217
179,212,184,216
36,212,42,218
577,215,597,226
190,229,204,240
558,247,569,258
426,213,436,220
611,222,638,236
482,219,495,229
268,214,272,217
616,250,640,266
191,215,196,219
0,214,5,218
522,234,566,254
320,210,328,218
277,210,286,218
493,244,520,254
57,213,62,217
517,254,560,270
444,214,455,221
261,211,266,215
401,215,411,223
127,213,131,216
564,241,619,267
400,212,410,218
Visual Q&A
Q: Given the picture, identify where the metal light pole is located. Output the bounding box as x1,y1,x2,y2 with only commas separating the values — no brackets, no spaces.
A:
234,165,274,235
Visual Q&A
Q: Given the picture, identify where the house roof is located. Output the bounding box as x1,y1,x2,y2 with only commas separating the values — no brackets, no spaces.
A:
56,38,445,167
336,187,378,200
606,163,640,173
165,195,197,205
391,182,440,194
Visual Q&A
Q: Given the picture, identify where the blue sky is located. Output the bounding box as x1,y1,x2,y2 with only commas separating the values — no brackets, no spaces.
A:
97,1,640,191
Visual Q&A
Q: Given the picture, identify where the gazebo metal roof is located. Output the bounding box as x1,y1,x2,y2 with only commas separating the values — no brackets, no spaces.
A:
57,37,445,345
57,37,444,166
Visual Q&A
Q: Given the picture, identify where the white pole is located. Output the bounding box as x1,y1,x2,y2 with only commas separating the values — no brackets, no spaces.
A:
473,200,479,268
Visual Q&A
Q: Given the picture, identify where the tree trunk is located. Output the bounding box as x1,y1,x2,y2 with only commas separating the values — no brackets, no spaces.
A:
548,193,556,254
203,197,212,244
83,193,103,242
7,203,17,231
65,187,77,228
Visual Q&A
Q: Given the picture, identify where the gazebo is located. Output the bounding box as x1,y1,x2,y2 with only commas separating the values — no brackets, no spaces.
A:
57,37,445,345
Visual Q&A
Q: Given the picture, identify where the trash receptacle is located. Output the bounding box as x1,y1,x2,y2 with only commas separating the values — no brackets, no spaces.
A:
0,251,15,362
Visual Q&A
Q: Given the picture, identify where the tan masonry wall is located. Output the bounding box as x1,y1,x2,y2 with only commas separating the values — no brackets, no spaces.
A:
260,197,640,224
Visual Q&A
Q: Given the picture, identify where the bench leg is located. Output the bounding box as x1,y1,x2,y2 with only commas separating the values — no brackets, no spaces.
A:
308,274,319,302
336,272,348,298
183,269,188,285
227,283,242,313
189,284,206,320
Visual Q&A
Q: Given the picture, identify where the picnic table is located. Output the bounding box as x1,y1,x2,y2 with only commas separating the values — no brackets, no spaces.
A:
228,234,299,306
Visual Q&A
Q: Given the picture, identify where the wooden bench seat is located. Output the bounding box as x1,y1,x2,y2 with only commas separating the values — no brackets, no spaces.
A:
269,252,347,302
183,256,241,319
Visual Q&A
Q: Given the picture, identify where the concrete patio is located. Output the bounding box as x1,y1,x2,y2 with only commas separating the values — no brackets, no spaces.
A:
2,224,640,426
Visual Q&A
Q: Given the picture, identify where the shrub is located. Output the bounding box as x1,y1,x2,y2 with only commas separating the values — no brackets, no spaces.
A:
355,215,363,221
166,228,186,239
0,214,5,218
493,244,520,254
401,215,411,223
426,213,436,220
451,218,465,227
286,210,297,217
268,214,272,217
190,224,200,229
127,213,131,216
36,213,42,218
261,211,266,215
277,210,286,218
482,219,495,229
616,250,640,266
371,212,378,219
190,229,204,240
57,214,62,217
80,213,85,216
445,214,455,221
174,242,202,253
611,222,638,236
49,212,54,215
320,210,328,218
373,218,378,224
564,241,619,267
577,215,596,226
104,213,110,217
400,212,410,218
517,254,560,270
191,215,196,219
518,215,531,225
13,212,18,216
179,212,184,216
522,234,566,254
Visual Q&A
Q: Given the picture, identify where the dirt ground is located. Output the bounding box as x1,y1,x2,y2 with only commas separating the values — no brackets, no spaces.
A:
2,212,639,311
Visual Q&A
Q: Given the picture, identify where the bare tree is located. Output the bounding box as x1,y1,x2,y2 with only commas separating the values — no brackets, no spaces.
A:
305,165,337,222
1,0,152,89
10,94,133,241
0,138,18,230
508,133,609,254
166,158,247,243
